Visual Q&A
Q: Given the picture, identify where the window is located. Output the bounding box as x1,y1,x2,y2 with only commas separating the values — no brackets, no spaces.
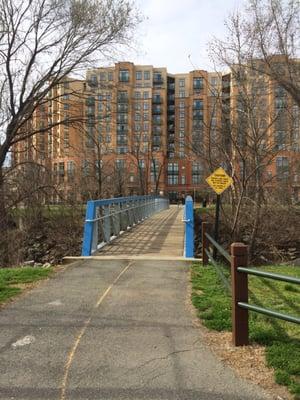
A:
143,102,149,110
117,146,128,154
118,91,128,103
153,72,163,83
82,160,90,176
179,78,185,87
153,115,161,124
135,123,141,131
100,72,106,81
144,71,150,80
64,131,69,148
117,114,128,123
181,175,186,184
135,113,141,121
136,71,142,80
86,126,94,148
192,162,203,184
179,101,185,109
210,77,218,86
193,99,203,109
179,119,185,128
275,131,287,150
179,90,185,98
88,75,97,87
275,97,286,109
116,159,125,169
276,157,289,179
135,91,141,99
153,94,161,103
167,175,178,185
117,135,127,145
275,86,286,98
108,72,113,81
193,77,204,90
143,122,149,132
143,113,149,121
67,161,75,175
143,91,149,99
59,162,65,176
119,69,129,82
167,162,179,174
139,160,145,169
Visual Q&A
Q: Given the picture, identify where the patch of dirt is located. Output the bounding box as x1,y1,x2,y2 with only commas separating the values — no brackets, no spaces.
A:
186,270,293,400
203,330,292,400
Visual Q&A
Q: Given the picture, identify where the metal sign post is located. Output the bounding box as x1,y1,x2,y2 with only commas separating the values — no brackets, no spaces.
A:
205,167,233,259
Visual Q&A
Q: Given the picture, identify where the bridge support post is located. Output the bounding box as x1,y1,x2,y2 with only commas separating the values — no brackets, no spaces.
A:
82,201,96,256
184,195,194,258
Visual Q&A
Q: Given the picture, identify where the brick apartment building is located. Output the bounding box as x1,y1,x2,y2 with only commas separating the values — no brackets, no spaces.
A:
12,60,300,203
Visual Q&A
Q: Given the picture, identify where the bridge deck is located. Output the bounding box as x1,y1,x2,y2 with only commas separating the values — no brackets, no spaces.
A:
96,205,184,258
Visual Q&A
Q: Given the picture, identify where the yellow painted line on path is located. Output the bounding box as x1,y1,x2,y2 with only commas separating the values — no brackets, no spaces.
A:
60,261,134,400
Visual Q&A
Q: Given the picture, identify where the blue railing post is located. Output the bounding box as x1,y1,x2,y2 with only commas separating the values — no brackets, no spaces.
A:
184,195,194,258
82,201,96,256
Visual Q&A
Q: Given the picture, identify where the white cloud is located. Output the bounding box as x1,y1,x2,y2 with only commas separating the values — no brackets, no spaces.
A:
128,0,245,72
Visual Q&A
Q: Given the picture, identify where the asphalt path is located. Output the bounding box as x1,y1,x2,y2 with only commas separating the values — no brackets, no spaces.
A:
0,260,272,400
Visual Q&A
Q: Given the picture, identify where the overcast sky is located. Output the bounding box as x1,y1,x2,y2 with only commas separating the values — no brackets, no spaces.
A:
126,0,246,73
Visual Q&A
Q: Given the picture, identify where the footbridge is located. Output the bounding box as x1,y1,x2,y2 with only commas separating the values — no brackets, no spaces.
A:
80,195,194,259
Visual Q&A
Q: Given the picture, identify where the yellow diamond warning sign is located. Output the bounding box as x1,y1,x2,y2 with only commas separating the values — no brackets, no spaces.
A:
206,167,233,195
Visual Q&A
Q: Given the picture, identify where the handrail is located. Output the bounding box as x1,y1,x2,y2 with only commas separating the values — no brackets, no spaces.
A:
238,267,300,285
238,302,300,325
205,232,231,263
205,248,231,292
82,195,169,256
85,200,157,223
201,221,300,347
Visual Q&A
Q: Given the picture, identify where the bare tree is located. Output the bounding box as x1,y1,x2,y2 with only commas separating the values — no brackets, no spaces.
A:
210,0,300,105
0,0,140,230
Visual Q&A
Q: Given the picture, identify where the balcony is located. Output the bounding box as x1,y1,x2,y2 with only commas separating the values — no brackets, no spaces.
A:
117,97,129,103
193,111,204,120
168,114,175,122
152,107,162,114
152,97,162,104
153,77,164,85
117,126,128,133
117,105,129,113
117,139,128,146
152,119,162,125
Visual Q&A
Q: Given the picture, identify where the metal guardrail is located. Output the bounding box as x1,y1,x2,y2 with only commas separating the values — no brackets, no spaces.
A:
82,195,169,256
237,267,300,325
201,221,300,346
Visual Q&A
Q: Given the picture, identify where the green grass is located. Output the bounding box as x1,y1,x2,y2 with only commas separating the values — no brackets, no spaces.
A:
191,263,300,398
0,267,52,304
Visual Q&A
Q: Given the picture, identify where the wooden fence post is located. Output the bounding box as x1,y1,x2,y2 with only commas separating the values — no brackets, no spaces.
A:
231,242,249,346
202,222,209,266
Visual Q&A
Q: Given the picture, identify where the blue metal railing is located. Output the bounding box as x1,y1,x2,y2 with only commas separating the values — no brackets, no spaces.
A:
82,195,169,256
183,195,194,258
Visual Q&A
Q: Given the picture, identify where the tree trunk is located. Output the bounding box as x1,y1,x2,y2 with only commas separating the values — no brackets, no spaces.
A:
0,167,10,266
